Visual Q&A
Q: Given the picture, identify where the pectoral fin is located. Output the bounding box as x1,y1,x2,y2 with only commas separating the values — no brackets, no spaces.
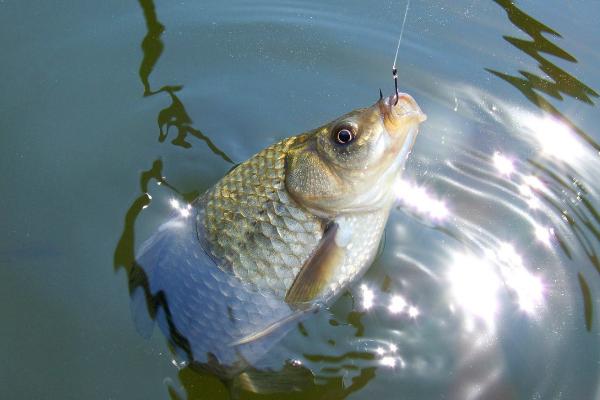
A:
285,222,345,305
229,306,315,346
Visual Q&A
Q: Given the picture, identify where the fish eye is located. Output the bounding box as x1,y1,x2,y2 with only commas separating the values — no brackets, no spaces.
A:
334,127,355,145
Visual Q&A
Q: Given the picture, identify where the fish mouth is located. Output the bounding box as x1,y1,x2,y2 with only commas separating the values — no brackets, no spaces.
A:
379,92,427,134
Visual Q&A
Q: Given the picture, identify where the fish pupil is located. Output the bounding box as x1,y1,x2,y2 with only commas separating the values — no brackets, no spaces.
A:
336,128,354,144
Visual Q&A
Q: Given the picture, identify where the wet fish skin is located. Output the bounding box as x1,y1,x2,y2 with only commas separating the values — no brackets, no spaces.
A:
134,211,300,370
203,134,324,299
202,93,426,304
134,92,426,373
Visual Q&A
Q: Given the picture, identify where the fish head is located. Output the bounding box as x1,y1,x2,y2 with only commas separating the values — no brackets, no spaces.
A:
286,92,426,216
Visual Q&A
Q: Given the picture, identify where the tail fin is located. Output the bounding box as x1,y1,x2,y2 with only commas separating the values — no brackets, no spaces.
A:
228,363,314,397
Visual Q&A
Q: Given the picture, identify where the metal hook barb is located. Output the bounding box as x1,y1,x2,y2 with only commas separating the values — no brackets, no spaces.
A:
379,88,383,101
392,67,399,105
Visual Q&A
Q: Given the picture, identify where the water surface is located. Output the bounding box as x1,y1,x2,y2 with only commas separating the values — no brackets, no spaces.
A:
1,0,600,399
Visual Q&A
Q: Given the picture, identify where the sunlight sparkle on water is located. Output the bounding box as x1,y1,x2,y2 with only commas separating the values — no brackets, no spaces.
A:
496,243,545,314
493,152,515,176
526,197,542,210
519,184,534,198
523,175,545,191
497,242,522,266
360,284,375,310
448,253,501,328
519,175,545,210
395,179,449,220
380,356,397,367
407,306,420,319
534,224,554,247
169,197,192,218
524,114,584,161
506,268,544,313
373,342,403,368
448,243,545,328
388,295,407,314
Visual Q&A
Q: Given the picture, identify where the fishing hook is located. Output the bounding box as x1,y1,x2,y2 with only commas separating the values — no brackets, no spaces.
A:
392,67,399,105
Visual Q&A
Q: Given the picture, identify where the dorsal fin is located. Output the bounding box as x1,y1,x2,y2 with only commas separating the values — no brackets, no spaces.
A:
285,222,345,305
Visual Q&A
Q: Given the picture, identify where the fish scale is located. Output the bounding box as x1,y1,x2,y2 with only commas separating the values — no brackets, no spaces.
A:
134,92,426,378
134,216,297,368
204,135,324,298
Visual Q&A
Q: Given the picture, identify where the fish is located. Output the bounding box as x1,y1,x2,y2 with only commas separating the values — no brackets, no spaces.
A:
132,91,426,389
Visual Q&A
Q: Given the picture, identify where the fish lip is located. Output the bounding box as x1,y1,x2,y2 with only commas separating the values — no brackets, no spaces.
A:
379,92,427,125
376,92,424,168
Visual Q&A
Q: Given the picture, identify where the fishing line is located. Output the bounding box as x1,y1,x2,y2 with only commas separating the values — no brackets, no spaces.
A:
392,0,411,104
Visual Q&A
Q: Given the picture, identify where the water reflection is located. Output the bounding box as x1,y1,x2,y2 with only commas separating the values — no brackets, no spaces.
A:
522,114,586,161
448,252,501,329
113,0,600,398
492,152,514,176
169,198,192,218
381,3,599,392
395,179,449,221
388,294,407,314
488,0,599,111
447,242,545,332
488,0,600,330
138,0,233,161
114,159,199,363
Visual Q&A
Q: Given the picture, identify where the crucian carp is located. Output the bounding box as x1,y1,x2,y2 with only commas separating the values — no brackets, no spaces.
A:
134,91,426,377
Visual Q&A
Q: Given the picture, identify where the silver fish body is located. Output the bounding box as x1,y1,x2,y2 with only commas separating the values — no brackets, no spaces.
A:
134,207,299,370
202,135,391,303
134,93,426,376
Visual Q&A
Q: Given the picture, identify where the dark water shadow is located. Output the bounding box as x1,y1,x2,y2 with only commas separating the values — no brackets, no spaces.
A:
138,0,233,162
488,0,598,150
113,159,198,359
166,364,375,400
488,0,599,330
114,1,377,398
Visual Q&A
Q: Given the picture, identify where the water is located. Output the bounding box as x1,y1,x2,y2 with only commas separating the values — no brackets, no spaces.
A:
1,0,600,399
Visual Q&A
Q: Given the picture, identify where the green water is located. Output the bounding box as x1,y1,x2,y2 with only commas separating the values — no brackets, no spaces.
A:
2,1,600,399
